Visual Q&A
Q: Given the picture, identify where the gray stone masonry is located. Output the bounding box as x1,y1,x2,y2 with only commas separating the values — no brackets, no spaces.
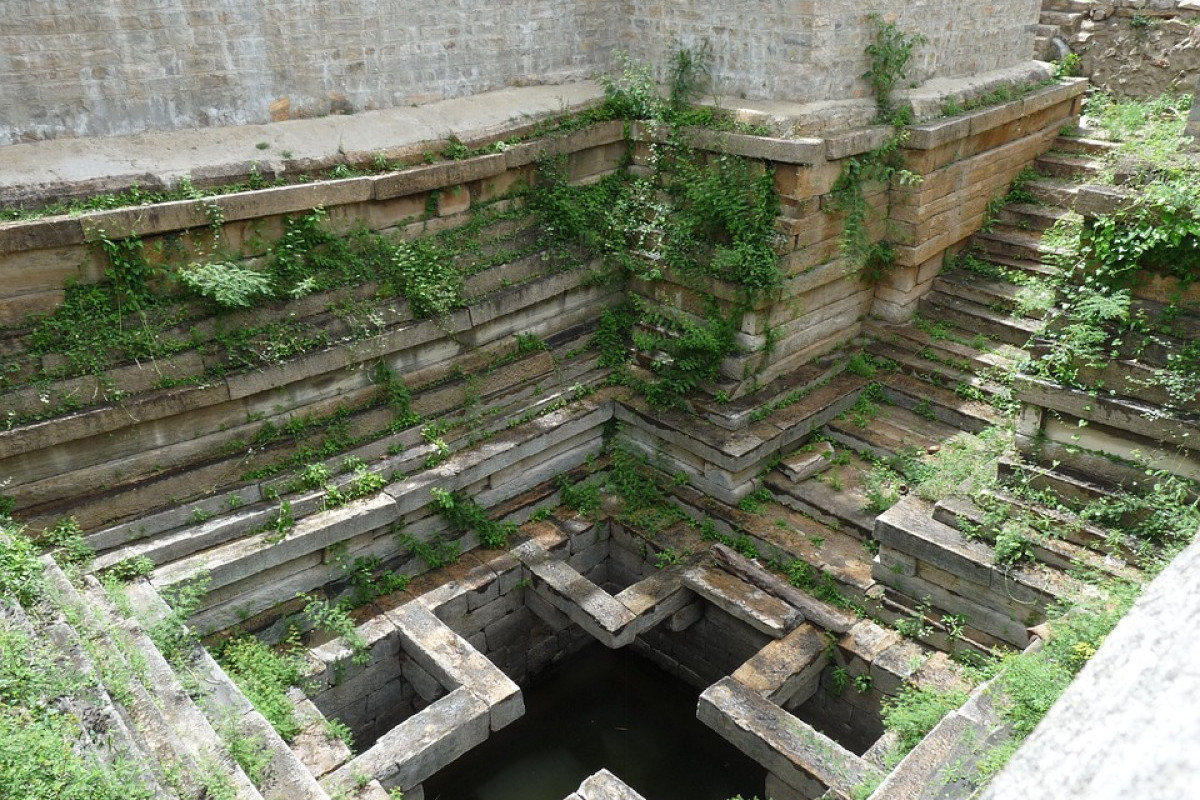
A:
1,1,1042,144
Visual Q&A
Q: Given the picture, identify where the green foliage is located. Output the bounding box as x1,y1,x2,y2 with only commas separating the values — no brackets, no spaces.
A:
881,685,970,754
782,558,857,610
599,51,661,120
221,719,274,786
178,261,274,309
300,594,369,662
430,488,517,549
400,531,461,569
593,304,636,369
338,555,409,609
0,528,43,606
863,14,927,124
102,555,156,582
0,617,156,800
661,153,782,295
98,233,158,310
149,575,209,666
634,299,739,408
216,632,308,741
737,487,773,514
1052,52,1081,79
35,516,93,568
386,237,463,319
559,475,603,516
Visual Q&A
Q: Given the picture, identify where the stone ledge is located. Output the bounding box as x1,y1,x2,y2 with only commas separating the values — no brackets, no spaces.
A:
699,676,884,797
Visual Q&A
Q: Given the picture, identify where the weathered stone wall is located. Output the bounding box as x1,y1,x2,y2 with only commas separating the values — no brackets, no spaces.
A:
0,0,1044,144
0,0,617,145
1053,0,1200,97
619,0,1041,104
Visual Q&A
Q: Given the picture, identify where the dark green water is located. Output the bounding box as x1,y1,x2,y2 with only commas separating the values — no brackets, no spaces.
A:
422,645,764,800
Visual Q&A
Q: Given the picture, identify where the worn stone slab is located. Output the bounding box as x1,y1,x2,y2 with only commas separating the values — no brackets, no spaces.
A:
683,565,802,639
387,600,524,732
613,569,692,636
329,687,488,792
825,126,894,160
152,492,398,592
781,442,835,483
1016,375,1200,454
0,214,85,254
732,622,828,705
521,543,638,647
875,560,1031,648
981,535,1200,800
372,153,507,199
575,769,649,800
699,677,884,797
875,497,997,588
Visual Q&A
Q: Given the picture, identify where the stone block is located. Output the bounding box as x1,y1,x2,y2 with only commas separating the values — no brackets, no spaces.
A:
387,600,524,731
698,677,883,797
576,769,649,800
329,687,488,792
732,622,829,706
683,566,801,639
372,154,506,200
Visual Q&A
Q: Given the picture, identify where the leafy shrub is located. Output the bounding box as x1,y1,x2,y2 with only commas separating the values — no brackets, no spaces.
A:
178,261,274,309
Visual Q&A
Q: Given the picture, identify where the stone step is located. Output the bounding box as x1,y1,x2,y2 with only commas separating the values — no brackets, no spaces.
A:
826,403,962,462
996,455,1117,507
933,495,1141,582
1029,22,1062,37
865,318,1024,366
1039,10,1084,28
866,680,1011,800
43,565,266,800
994,201,1070,232
877,372,1007,434
1036,151,1106,180
973,227,1063,264
1053,134,1119,156
1023,177,1082,209
971,251,1060,280
765,452,882,539
865,340,1011,408
917,291,1041,347
934,270,1047,317
875,496,1081,647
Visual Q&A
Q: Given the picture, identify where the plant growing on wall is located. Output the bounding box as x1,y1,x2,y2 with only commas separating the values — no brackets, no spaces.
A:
828,15,926,280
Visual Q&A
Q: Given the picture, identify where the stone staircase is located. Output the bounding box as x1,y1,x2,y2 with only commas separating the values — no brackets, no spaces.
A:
1034,0,1092,61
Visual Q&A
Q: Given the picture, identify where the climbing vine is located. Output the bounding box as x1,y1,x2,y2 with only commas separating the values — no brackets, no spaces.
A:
829,14,926,280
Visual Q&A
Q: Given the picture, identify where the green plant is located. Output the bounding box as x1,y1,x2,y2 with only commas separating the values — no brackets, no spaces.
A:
1052,52,1081,79
400,531,460,569
430,488,517,549
853,673,874,693
178,261,273,309
881,684,970,754
863,14,928,124
149,573,211,665
103,555,156,582
0,529,43,605
831,665,850,694
262,501,295,544
216,630,308,741
221,719,274,785
737,487,774,514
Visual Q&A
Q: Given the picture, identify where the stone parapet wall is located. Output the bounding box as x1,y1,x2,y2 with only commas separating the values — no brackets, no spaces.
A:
0,0,617,145
621,0,1041,106
0,0,1044,144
